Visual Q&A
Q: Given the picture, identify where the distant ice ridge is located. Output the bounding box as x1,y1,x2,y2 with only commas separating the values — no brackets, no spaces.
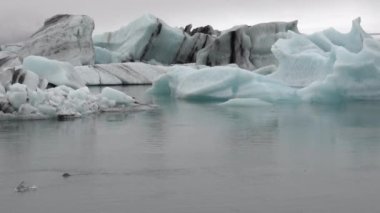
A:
150,18,380,104
93,14,297,70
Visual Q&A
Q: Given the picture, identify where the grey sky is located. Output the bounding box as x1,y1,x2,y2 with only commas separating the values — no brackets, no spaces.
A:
0,0,379,44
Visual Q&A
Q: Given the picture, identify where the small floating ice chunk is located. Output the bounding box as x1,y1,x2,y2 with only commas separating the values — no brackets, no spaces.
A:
220,98,273,107
15,181,37,193
101,87,136,105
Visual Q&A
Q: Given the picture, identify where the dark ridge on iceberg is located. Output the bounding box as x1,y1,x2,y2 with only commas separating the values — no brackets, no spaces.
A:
196,20,299,70
183,24,220,36
140,19,163,61
229,31,237,63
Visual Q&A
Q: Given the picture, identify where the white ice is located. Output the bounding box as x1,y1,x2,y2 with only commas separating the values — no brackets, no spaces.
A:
23,56,86,89
101,87,136,105
1,84,138,119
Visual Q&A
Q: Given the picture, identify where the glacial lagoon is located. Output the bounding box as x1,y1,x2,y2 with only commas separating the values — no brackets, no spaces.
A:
1,86,380,213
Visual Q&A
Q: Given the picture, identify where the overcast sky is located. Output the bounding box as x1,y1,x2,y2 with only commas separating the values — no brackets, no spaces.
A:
0,0,379,44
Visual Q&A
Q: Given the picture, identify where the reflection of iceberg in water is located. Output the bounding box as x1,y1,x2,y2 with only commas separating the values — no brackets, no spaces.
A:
150,18,380,104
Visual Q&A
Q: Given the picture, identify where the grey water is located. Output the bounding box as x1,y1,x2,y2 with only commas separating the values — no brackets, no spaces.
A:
1,86,380,213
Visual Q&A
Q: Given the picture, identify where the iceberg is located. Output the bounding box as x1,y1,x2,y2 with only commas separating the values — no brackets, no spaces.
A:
150,18,380,104
93,14,297,70
1,14,95,66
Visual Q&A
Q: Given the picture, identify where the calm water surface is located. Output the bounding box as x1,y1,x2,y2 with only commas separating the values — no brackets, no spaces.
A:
1,86,380,213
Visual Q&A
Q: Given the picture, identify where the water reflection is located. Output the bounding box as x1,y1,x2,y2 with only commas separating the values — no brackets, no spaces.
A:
1,86,380,212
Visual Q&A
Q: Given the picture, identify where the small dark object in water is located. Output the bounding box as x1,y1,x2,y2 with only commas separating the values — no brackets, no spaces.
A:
57,114,77,121
62,173,71,178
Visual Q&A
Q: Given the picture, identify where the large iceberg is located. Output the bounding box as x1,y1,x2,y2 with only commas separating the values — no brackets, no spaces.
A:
150,18,380,104
93,14,297,70
1,13,380,119
1,14,95,66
